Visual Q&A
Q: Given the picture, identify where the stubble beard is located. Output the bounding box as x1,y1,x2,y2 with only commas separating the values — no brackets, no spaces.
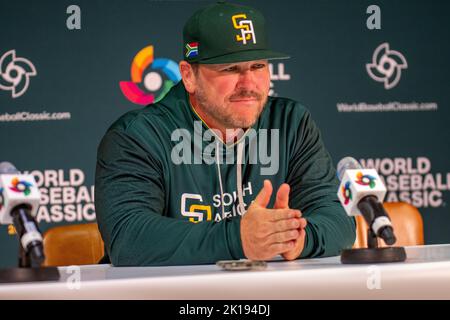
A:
194,84,268,130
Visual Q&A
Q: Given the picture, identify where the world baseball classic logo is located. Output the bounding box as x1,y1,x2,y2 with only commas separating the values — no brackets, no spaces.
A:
0,50,37,98
366,43,407,90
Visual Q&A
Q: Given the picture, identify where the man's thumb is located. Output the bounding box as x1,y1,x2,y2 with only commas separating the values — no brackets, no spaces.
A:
252,180,273,208
274,183,290,209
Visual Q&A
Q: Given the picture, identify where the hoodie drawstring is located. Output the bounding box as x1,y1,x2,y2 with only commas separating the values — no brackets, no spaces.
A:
215,140,246,220
216,141,226,219
236,141,246,215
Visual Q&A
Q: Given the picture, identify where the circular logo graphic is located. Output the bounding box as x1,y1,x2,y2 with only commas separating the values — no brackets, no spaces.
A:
342,181,352,205
0,50,37,98
366,43,407,90
9,177,33,196
355,171,376,188
120,45,181,105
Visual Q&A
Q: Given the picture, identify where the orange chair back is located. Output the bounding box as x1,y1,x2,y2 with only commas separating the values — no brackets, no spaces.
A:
42,223,104,266
353,202,424,248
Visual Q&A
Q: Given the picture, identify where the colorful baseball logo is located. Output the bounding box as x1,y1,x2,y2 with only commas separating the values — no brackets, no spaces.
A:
9,177,32,196
355,171,376,188
120,45,181,106
342,181,352,205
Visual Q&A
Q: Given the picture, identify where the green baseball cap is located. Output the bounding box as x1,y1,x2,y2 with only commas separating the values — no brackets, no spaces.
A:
183,1,290,64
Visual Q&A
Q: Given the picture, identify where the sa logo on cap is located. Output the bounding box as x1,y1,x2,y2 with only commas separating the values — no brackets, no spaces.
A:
232,14,256,45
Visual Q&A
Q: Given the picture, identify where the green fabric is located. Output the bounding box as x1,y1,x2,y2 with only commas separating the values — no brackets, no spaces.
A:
95,81,356,266
183,1,289,63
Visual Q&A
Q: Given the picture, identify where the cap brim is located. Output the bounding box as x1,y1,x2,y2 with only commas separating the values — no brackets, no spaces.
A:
197,49,290,64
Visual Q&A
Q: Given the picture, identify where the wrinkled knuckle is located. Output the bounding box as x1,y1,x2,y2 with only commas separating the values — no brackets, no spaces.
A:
276,233,284,243
276,222,284,232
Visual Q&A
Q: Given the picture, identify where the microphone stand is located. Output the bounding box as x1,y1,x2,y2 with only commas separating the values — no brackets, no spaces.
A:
341,224,407,264
0,228,60,284
19,244,44,268
19,244,32,268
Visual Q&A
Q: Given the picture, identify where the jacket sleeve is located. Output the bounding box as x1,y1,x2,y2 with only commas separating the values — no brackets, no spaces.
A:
286,109,356,258
95,129,244,266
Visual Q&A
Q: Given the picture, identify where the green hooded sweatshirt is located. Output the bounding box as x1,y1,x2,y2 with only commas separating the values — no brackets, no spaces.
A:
95,81,356,266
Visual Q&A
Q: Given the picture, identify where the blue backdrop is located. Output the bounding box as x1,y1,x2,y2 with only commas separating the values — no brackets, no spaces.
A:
0,0,449,267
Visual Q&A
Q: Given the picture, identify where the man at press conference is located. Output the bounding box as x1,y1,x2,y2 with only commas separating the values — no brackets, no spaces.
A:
94,1,356,266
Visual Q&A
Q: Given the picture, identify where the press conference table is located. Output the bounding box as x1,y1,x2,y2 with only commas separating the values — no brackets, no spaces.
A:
1,244,449,299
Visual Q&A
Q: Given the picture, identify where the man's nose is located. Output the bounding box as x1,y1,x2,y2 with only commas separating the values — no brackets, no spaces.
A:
236,69,256,90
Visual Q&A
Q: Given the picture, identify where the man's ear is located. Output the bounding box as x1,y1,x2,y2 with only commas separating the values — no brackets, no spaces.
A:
179,61,197,94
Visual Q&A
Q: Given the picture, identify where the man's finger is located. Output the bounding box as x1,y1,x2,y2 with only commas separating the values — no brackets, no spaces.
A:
274,183,290,209
269,241,295,255
252,180,273,208
269,208,301,221
267,229,299,244
272,218,301,233
299,218,307,229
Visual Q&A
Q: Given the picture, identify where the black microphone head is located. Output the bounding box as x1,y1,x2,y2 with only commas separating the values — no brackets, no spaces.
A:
0,162,19,174
379,226,396,245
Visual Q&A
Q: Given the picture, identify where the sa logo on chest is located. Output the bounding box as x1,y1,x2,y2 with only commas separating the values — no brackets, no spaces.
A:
180,193,212,223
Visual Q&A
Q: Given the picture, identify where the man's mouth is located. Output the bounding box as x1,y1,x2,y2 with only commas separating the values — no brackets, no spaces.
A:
230,98,258,102
229,93,261,103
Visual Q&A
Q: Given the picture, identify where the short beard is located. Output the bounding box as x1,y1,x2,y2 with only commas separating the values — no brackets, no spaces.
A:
195,84,267,129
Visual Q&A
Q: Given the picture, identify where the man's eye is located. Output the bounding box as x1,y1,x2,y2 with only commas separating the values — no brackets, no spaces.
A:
222,66,238,72
252,64,267,70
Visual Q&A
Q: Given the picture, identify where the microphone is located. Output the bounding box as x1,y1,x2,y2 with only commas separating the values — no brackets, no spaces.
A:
336,157,396,245
0,162,45,267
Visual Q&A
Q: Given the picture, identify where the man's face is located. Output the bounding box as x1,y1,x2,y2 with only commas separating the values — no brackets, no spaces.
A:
191,60,270,129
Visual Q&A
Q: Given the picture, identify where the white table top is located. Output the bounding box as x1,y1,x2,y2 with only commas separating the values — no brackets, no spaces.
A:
1,244,450,299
